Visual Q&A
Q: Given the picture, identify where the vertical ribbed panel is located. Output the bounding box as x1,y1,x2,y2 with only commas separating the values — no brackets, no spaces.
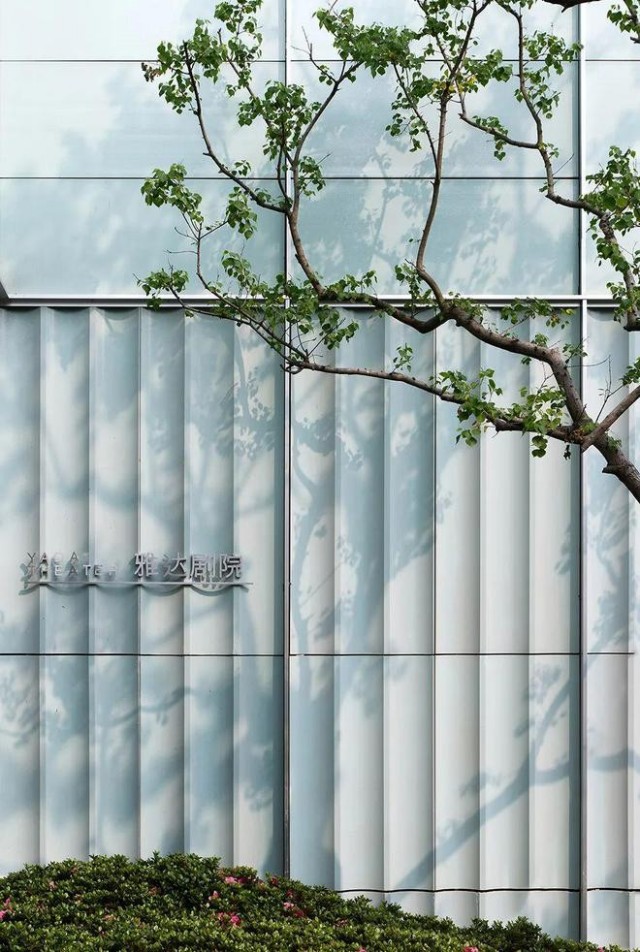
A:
183,316,234,860
629,330,640,952
435,323,481,654
91,308,140,857
432,322,481,925
290,311,581,937
290,313,437,907
0,306,284,877
0,310,40,867
583,310,638,946
3,302,640,942
40,309,91,863
384,318,435,655
139,309,185,856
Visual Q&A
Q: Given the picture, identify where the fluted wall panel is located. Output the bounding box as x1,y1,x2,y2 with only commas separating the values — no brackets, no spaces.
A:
0,303,637,941
0,306,284,878
582,313,640,946
0,296,638,941
289,314,582,938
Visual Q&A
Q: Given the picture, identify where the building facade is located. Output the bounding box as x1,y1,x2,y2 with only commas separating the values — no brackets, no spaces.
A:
0,0,639,944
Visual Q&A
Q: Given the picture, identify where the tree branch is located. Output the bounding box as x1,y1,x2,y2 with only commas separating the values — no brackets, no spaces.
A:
581,382,640,450
181,45,285,213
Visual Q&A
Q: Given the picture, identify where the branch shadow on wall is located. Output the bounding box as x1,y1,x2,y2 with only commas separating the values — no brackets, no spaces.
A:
286,331,640,944
0,27,634,945
0,308,285,878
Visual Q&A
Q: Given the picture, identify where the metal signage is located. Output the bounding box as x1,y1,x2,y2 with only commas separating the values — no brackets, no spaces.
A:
22,551,246,592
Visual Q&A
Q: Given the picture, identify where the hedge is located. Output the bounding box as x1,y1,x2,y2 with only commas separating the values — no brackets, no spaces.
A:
0,853,627,951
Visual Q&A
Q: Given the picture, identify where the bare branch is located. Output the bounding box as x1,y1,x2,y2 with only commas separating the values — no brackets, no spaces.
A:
582,383,640,450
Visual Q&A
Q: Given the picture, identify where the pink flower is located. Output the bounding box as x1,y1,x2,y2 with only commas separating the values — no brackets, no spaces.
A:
229,913,241,927
224,875,242,885
0,911,7,922
208,890,219,901
464,947,479,952
283,900,306,918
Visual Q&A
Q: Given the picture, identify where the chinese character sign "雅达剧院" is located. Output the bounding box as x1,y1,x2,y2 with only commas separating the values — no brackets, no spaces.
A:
22,551,245,591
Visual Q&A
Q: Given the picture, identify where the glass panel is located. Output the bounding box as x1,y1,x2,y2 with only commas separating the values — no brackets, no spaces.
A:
0,179,284,295
289,61,577,178
473,2,576,57
582,2,640,60
290,0,575,61
295,178,579,295
0,0,283,60
0,62,282,178
585,62,640,174
289,0,421,60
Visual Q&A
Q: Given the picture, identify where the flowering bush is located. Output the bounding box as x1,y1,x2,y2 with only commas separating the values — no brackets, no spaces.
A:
0,853,626,951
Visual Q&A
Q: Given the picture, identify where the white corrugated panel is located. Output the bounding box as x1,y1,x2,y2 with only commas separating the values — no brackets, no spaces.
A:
583,311,640,946
1,302,639,942
0,306,284,875
290,313,582,938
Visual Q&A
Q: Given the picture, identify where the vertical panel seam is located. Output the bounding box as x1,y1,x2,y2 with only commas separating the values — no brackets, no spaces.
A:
432,327,438,900
38,306,46,865
183,313,190,855
136,305,143,860
88,307,97,856
283,0,291,879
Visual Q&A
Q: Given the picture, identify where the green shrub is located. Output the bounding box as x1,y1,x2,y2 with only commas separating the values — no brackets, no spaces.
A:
0,854,628,951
